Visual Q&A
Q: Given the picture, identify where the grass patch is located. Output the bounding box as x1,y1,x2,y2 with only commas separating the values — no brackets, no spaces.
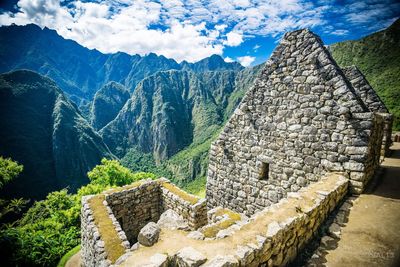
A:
182,176,206,198
56,245,81,267
88,194,126,263
105,180,144,194
161,182,199,205
202,219,238,238
214,208,241,221
201,208,242,238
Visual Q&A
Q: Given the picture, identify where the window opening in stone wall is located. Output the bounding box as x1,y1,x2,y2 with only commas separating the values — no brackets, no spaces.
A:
259,162,269,180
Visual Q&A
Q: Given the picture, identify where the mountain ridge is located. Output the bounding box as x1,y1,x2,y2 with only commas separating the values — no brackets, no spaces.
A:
0,69,113,199
0,24,243,107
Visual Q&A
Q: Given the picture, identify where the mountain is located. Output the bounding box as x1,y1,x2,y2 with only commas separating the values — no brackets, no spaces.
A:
107,65,263,184
330,18,400,130
101,70,217,161
180,54,243,72
90,82,130,130
0,70,113,199
0,24,242,107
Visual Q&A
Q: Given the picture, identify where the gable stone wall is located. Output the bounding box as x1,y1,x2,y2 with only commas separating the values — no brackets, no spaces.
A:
206,29,383,216
342,66,393,156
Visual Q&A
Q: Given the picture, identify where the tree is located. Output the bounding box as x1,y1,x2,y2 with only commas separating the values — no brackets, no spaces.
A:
0,156,23,189
0,157,27,220
0,158,156,266
87,158,156,186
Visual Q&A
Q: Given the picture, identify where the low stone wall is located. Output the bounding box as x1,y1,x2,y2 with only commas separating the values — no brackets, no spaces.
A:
347,113,383,194
81,195,130,267
81,178,208,267
114,173,349,267
233,174,349,266
105,180,161,244
381,113,393,156
160,179,208,229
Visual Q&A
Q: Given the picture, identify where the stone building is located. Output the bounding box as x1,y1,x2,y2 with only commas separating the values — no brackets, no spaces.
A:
80,28,392,267
206,29,386,216
342,66,393,156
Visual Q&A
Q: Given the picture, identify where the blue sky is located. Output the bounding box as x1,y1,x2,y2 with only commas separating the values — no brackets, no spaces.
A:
0,0,399,66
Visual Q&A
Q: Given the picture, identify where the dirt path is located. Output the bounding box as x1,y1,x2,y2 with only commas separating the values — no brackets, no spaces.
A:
65,250,81,267
323,142,400,267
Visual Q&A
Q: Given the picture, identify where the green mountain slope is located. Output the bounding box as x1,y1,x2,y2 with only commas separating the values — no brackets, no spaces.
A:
0,70,113,199
330,18,400,130
118,65,263,187
90,82,130,130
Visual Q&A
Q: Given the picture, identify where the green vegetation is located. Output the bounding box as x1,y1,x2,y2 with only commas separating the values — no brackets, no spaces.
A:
121,147,169,177
0,159,155,267
182,176,206,198
0,156,23,188
0,70,113,200
0,157,27,220
330,18,400,130
56,244,80,267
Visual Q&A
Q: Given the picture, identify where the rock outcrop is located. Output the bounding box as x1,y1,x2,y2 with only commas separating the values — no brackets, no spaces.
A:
90,81,130,130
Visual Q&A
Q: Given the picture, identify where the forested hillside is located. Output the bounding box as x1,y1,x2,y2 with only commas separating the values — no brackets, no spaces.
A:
330,18,400,130
0,70,113,199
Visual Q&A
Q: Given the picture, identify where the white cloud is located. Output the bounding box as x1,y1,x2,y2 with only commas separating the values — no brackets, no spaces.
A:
224,31,243,46
224,56,234,63
237,55,255,67
253,44,260,51
0,0,330,62
330,29,349,36
1,0,397,63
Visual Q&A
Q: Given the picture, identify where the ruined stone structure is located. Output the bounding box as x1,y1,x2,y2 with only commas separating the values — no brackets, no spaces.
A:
80,29,392,267
206,29,386,216
81,179,207,266
342,66,393,156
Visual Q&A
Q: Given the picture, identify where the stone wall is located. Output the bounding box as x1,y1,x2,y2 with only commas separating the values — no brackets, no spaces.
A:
160,179,208,229
381,113,394,156
347,113,384,193
206,29,382,216
81,195,130,267
342,66,393,156
105,180,161,244
113,173,349,267
81,178,208,266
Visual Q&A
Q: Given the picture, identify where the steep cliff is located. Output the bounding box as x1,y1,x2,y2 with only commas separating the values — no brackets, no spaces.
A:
0,70,113,199
90,82,130,130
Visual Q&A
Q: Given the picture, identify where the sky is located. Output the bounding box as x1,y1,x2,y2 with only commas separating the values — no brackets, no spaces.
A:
0,0,399,67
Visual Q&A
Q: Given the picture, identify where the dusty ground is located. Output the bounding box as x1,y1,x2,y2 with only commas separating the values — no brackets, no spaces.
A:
65,250,81,267
323,142,400,267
